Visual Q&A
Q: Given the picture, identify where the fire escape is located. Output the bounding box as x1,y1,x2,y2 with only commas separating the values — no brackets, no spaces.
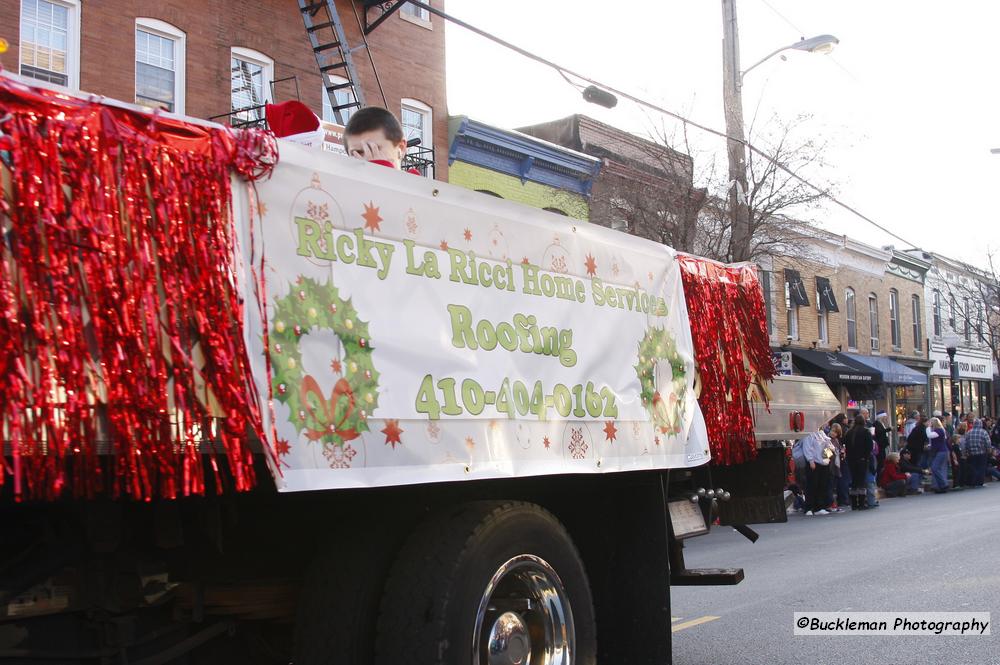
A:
215,1,434,176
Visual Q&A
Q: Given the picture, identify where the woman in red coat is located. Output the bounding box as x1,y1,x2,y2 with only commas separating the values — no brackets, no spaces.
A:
878,452,910,498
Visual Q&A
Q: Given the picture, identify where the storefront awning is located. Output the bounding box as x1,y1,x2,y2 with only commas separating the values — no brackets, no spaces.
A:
790,349,881,384
844,353,926,386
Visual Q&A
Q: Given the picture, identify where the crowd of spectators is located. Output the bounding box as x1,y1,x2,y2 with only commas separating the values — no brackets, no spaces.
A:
789,409,999,515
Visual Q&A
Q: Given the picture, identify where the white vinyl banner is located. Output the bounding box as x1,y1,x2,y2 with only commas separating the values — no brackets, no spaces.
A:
236,141,708,492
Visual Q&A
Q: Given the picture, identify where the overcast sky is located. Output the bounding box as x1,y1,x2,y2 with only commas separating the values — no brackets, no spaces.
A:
444,0,998,268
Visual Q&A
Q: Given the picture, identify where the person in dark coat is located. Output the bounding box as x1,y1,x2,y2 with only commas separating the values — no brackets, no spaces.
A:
845,415,875,510
873,411,891,478
905,414,929,468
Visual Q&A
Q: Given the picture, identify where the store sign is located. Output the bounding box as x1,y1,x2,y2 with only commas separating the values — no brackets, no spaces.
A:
929,349,994,380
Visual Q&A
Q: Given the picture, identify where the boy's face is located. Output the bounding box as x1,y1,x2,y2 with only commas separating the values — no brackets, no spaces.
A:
344,128,407,169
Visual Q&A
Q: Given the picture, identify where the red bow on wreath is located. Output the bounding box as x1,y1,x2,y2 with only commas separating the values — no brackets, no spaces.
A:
299,375,360,443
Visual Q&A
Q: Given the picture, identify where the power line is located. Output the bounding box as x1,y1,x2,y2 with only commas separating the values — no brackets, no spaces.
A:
408,0,917,250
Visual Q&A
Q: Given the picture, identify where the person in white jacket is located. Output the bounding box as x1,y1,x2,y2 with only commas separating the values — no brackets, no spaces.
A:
802,429,833,515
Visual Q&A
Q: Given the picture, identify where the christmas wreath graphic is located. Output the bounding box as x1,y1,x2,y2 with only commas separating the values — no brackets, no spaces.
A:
635,326,687,435
269,277,379,449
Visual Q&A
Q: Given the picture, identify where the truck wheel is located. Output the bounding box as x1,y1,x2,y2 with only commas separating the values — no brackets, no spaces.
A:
374,501,596,665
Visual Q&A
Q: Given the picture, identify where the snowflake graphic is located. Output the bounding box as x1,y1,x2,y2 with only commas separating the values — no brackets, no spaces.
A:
323,443,358,469
406,208,418,235
427,421,441,441
612,261,620,277
568,427,588,459
307,201,330,222
551,255,568,273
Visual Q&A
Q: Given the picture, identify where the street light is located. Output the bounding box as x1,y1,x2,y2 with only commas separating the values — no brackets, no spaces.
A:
722,0,838,262
944,335,961,421
740,35,840,87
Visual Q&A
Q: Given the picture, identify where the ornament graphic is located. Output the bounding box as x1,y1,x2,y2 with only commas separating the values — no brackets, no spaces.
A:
515,422,532,450
270,277,379,462
562,422,594,460
289,173,347,267
486,223,510,261
405,207,419,236
542,234,570,274
635,327,688,436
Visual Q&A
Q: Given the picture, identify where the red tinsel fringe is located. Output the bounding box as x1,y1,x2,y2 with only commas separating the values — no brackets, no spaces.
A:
677,254,776,466
0,75,276,501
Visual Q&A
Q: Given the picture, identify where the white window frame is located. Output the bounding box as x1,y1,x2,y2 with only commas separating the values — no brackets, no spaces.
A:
846,288,857,350
912,294,922,351
889,289,900,349
964,297,971,341
19,0,81,90
401,98,433,178
932,289,942,337
817,309,829,347
321,74,357,125
784,281,799,341
135,18,186,114
869,294,880,353
230,47,274,121
400,1,432,26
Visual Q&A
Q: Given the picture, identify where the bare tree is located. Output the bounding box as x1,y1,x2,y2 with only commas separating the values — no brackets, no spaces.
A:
695,113,837,263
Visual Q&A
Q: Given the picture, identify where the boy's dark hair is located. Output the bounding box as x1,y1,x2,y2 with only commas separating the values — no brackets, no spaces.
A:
344,106,404,144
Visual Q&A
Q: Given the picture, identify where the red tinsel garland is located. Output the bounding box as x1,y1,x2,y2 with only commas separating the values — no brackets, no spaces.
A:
0,75,276,501
677,254,776,466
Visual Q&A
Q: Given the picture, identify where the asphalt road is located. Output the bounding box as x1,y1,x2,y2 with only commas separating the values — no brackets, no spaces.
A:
670,484,1000,665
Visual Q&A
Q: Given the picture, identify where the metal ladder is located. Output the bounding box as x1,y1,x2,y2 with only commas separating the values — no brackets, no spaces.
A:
298,0,366,125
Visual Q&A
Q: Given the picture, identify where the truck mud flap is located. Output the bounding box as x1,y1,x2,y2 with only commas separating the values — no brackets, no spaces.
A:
709,448,788,525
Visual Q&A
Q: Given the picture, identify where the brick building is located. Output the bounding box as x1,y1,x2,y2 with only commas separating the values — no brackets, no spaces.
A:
516,115,706,252
2,0,448,178
447,116,600,221
762,232,934,433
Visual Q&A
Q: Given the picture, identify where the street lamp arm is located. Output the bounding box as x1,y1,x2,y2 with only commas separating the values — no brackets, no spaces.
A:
740,34,840,84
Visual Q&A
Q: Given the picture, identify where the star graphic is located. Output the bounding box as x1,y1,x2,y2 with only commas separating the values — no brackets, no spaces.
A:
465,436,475,451
275,438,291,457
464,228,473,241
521,257,530,265
584,253,598,277
362,201,382,232
654,436,661,446
648,271,654,282
542,436,551,449
258,201,268,216
331,359,342,374
489,420,501,431
381,419,404,449
603,420,618,443
440,240,449,251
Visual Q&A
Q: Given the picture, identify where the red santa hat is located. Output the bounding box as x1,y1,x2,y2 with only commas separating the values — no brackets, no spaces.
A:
265,100,320,138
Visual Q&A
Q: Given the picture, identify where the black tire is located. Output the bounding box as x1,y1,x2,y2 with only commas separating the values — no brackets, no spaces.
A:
293,525,399,665
374,500,597,665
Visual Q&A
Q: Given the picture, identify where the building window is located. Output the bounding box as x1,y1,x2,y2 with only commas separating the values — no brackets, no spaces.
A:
135,19,185,113
949,297,957,330
889,289,900,349
912,295,922,351
401,1,431,22
760,268,774,337
932,289,942,337
321,74,357,125
818,309,829,346
964,297,971,341
868,294,879,352
231,47,273,126
846,288,857,350
785,281,799,341
401,98,433,178
19,0,80,88
977,304,985,342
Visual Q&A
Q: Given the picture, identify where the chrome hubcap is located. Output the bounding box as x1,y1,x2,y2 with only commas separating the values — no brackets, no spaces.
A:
474,555,574,665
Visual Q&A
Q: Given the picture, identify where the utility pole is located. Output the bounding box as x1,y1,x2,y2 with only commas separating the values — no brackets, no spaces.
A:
721,0,752,263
